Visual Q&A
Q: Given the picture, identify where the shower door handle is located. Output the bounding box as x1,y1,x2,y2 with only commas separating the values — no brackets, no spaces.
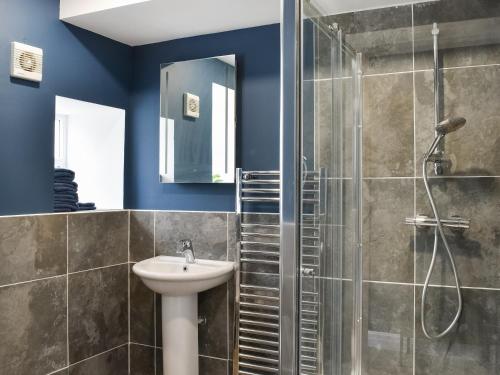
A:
301,267,315,277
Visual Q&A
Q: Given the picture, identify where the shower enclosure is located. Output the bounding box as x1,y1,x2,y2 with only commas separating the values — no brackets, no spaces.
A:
281,0,500,374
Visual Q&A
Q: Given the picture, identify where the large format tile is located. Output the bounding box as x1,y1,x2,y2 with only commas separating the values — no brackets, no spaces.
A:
0,277,67,375
199,283,228,358
68,345,128,375
227,213,237,262
414,0,500,69
68,211,128,272
415,287,500,374
199,356,227,375
68,265,128,363
0,214,66,285
415,66,500,177
364,282,414,375
130,265,155,346
363,179,414,283
324,5,413,75
130,211,155,262
415,177,500,288
363,73,414,177
316,79,354,177
130,344,155,375
155,211,228,260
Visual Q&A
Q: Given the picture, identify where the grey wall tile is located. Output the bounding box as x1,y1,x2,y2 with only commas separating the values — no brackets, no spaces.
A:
130,344,155,375
363,179,415,283
413,0,500,26
363,73,414,177
199,356,227,375
68,211,128,272
68,345,128,375
415,177,500,288
0,277,67,375
0,214,67,285
324,5,413,75
199,283,228,358
130,211,155,262
415,286,500,374
415,67,500,177
413,0,500,69
68,265,128,363
364,282,414,375
155,212,228,260
227,213,237,262
130,265,155,346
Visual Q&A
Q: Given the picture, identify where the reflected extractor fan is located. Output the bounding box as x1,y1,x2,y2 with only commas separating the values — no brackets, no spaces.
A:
10,42,43,82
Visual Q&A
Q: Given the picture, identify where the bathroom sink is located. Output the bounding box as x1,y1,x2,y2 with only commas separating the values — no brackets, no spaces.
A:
133,256,234,296
133,255,235,375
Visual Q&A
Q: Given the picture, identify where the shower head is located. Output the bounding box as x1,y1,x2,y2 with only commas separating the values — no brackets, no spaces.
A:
435,117,466,135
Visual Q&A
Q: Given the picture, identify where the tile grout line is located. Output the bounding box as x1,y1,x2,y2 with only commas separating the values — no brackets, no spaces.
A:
128,210,131,375
68,262,129,276
226,213,230,364
45,342,130,375
199,354,228,361
411,4,417,375
66,214,70,369
130,341,162,349
0,273,66,289
153,210,157,375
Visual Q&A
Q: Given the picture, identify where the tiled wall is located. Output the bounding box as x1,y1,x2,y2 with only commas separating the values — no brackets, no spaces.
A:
0,210,236,375
319,0,500,373
0,211,129,375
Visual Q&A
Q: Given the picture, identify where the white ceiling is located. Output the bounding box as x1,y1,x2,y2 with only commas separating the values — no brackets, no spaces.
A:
60,0,427,47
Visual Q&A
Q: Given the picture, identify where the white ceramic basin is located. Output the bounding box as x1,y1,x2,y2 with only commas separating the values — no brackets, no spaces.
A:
132,255,235,375
132,255,234,296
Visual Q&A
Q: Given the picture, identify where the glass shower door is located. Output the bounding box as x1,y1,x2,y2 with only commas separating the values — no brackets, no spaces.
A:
300,3,362,374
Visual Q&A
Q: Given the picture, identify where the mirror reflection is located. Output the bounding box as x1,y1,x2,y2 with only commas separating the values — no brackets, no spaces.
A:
159,55,236,183
54,96,125,211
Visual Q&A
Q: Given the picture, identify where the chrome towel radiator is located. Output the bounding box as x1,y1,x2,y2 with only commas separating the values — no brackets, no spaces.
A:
233,169,281,375
232,169,324,375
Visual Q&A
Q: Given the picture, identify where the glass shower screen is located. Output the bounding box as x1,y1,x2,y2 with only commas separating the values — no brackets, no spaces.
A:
299,2,362,374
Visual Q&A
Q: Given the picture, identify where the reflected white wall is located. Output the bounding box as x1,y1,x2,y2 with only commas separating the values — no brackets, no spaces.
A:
55,96,125,209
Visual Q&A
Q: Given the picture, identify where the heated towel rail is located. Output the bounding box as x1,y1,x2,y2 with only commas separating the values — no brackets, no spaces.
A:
233,169,324,375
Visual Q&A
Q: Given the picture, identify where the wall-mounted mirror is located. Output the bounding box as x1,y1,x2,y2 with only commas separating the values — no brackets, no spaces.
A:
159,55,236,183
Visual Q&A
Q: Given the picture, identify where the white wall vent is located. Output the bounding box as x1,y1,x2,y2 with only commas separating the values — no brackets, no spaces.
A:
10,42,43,82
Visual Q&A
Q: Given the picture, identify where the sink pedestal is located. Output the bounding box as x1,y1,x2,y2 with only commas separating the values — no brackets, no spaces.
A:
161,294,198,375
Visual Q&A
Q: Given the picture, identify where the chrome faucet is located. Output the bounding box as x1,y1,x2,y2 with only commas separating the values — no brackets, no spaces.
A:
177,239,196,264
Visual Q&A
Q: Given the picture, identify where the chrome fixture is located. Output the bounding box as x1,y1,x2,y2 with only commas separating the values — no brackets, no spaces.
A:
435,117,467,135
417,114,468,340
177,239,196,263
234,169,281,374
432,22,444,175
405,214,470,230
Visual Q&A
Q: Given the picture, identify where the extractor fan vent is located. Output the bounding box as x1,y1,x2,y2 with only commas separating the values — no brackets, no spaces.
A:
11,42,43,82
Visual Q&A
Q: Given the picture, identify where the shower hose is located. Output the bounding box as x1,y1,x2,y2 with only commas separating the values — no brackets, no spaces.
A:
421,145,463,339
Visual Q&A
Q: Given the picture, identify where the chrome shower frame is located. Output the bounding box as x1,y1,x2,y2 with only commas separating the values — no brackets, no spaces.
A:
280,0,364,373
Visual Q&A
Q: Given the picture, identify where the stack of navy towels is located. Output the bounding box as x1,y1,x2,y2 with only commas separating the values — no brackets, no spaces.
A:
54,168,96,212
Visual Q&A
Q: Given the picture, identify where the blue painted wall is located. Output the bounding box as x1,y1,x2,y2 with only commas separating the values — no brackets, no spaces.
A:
0,0,279,214
126,25,280,211
0,0,132,215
